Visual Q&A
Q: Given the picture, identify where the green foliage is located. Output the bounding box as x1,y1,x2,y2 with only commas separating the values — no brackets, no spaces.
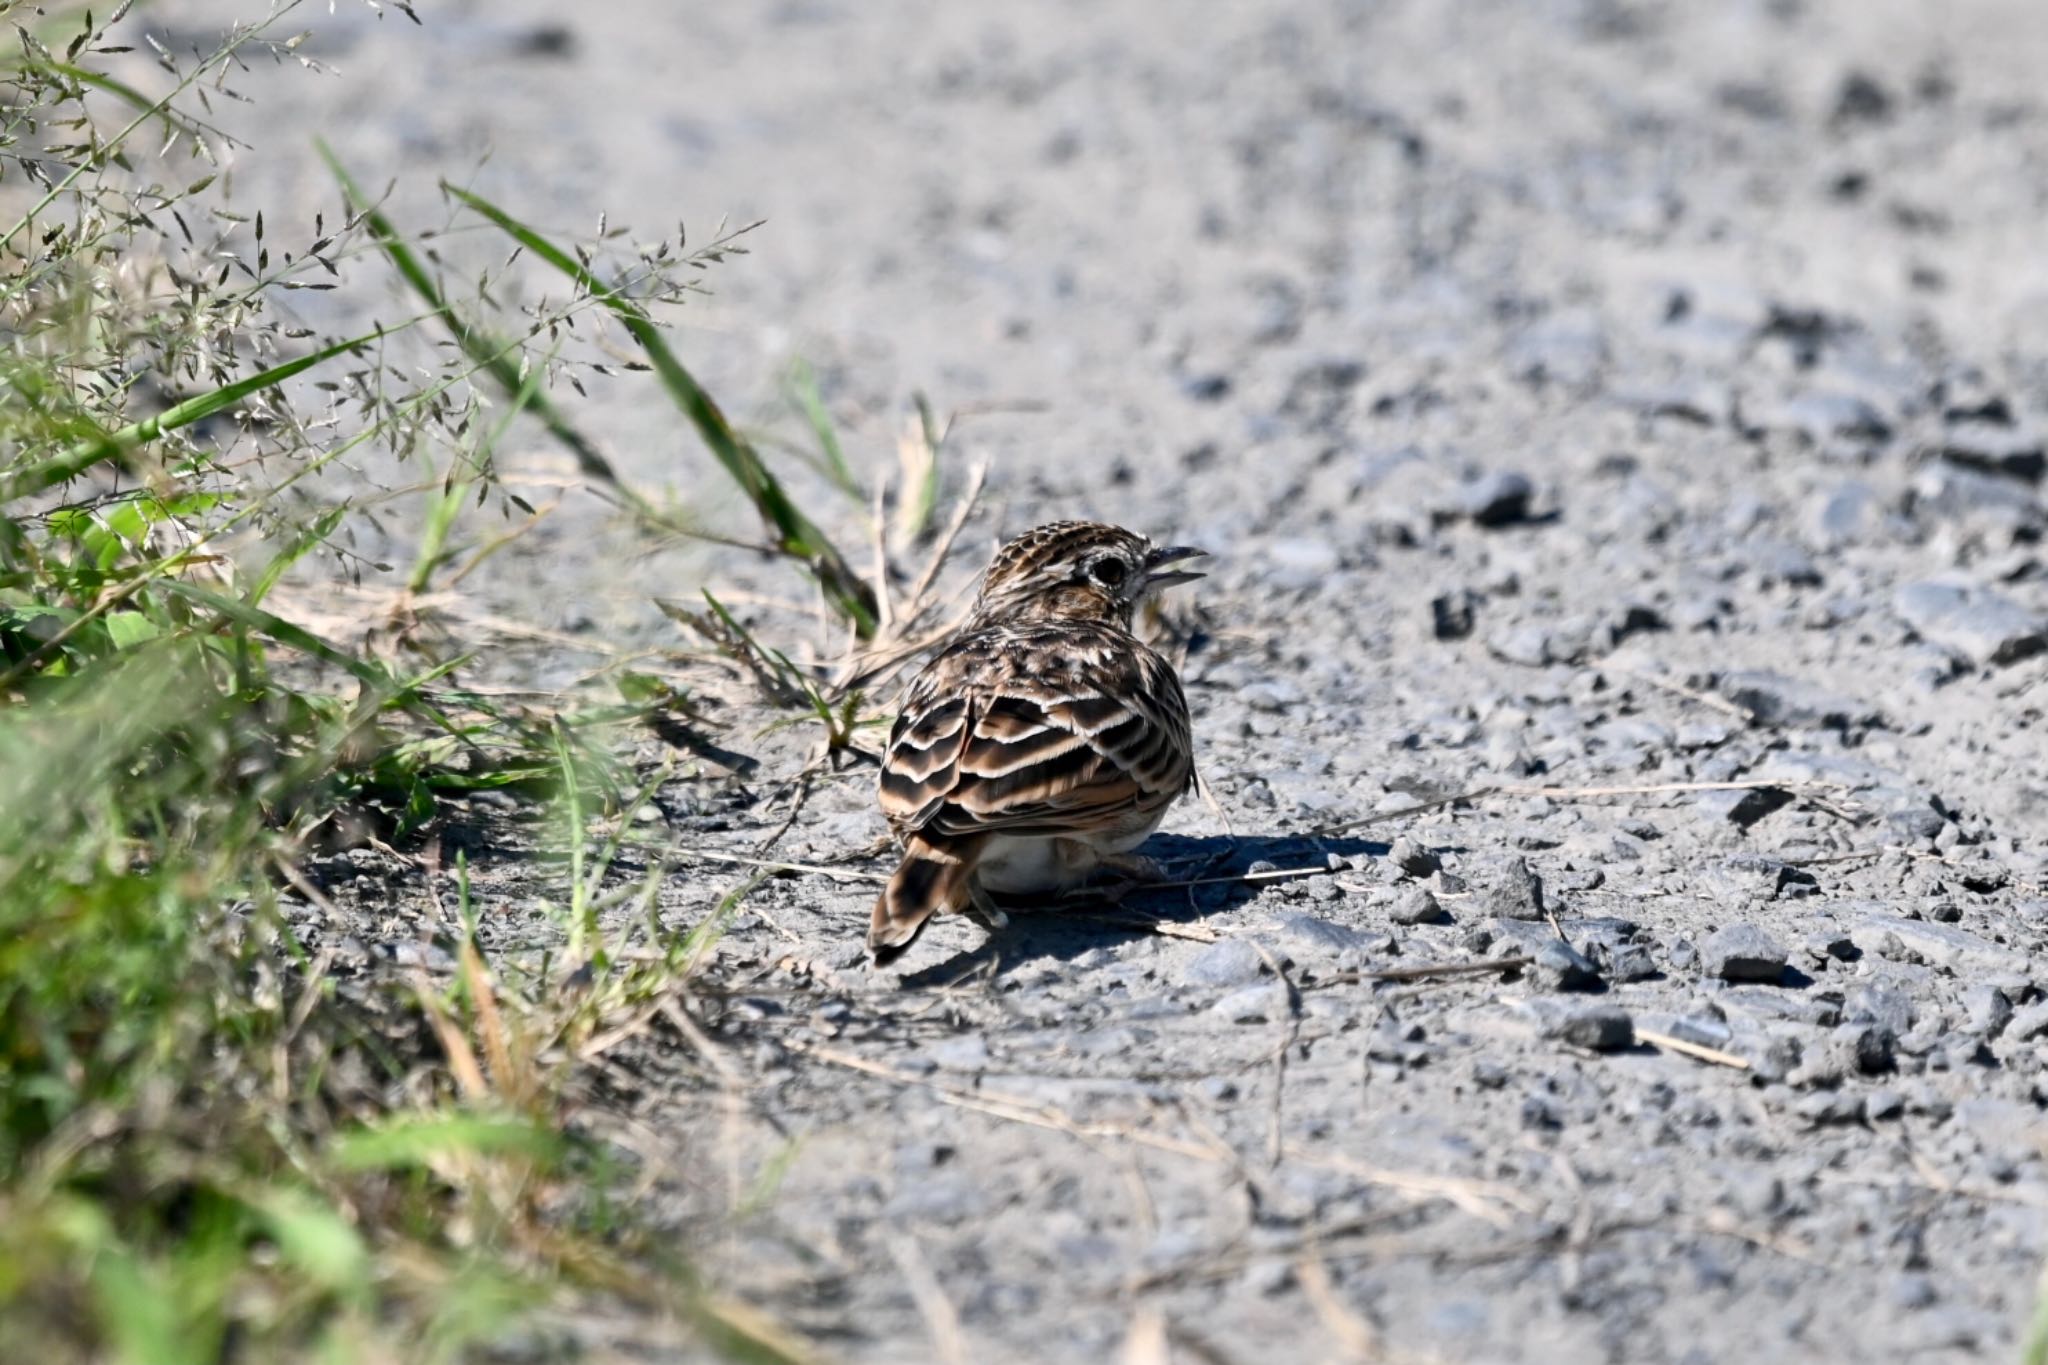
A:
0,2,845,1360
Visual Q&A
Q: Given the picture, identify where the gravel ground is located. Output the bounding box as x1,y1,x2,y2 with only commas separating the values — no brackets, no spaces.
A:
152,0,2048,1360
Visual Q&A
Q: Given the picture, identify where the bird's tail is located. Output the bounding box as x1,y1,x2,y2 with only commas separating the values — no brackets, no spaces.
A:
869,834,980,965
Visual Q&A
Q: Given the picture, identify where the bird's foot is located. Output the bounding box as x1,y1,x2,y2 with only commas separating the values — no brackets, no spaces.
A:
965,879,1010,931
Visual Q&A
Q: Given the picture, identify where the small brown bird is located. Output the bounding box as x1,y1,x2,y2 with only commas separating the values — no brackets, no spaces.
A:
868,520,1206,964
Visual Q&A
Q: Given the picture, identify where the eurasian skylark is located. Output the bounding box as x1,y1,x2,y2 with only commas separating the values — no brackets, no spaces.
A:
868,520,1206,964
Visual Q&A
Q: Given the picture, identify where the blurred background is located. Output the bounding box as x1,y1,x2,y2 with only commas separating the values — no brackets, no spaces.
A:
128,0,2048,666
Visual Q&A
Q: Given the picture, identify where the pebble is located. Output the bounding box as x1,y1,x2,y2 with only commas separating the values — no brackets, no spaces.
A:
1432,590,1479,640
1603,943,1659,982
1894,578,2048,667
1456,470,1535,527
1533,939,1603,992
1713,669,1877,729
1938,421,2045,483
1181,937,1266,988
1390,835,1443,878
2005,1001,2048,1043
1389,886,1451,925
1551,1002,1635,1051
1210,982,1285,1023
1963,985,2014,1038
1696,785,1793,828
1268,912,1370,957
1485,857,1548,920
1700,924,1790,983
1845,982,1916,1037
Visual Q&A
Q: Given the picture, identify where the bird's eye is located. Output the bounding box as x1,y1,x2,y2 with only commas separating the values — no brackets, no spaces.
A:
1087,557,1128,588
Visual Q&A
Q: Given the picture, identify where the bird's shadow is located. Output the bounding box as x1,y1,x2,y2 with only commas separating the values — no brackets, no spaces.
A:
891,831,1388,989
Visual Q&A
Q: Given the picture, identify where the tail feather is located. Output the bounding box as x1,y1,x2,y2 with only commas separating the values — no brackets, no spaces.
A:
869,835,980,965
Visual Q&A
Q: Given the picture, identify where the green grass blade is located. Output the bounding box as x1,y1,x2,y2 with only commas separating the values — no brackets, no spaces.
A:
316,141,632,496
444,184,879,637
784,359,861,501
2,325,389,504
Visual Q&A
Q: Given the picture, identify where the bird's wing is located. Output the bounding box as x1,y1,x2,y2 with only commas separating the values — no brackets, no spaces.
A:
878,628,1192,842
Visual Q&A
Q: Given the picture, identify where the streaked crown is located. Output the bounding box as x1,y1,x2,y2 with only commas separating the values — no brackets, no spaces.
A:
972,520,1207,627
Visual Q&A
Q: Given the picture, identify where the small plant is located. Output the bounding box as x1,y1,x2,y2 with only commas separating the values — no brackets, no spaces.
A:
0,2,827,1360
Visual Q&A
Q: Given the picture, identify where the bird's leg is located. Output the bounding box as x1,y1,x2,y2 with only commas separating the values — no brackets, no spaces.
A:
963,875,1010,930
1058,846,1169,904
1097,851,1167,883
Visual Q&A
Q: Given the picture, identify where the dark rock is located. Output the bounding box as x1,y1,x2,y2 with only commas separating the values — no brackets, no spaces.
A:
1714,670,1879,729
1868,1090,1907,1122
1700,925,1789,983
1938,422,2045,483
1837,1021,1898,1074
1389,886,1451,925
1697,785,1794,829
1432,590,1479,641
1485,857,1547,921
1533,939,1603,992
1471,1058,1510,1089
1457,470,1535,527
1832,71,1895,127
1389,836,1443,878
1895,578,2048,666
1550,1003,1634,1051
1604,943,1659,981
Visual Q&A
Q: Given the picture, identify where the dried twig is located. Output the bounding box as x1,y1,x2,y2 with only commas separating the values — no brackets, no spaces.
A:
1635,1027,1749,1070
796,1042,1227,1163
887,1234,970,1365
1310,957,1533,988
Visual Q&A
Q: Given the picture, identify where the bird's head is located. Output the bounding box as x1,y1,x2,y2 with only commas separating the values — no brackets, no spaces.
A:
971,520,1207,628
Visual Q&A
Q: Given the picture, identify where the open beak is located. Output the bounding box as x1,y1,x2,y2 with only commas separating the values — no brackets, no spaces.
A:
1143,544,1209,590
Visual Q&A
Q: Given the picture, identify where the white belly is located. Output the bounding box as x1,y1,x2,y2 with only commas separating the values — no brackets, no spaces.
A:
977,813,1165,894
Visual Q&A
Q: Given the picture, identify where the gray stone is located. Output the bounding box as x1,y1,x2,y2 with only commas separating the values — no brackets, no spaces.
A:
1700,925,1789,983
1714,669,1879,729
1389,886,1451,925
1457,470,1535,526
1963,985,2014,1038
1603,943,1659,982
1533,939,1603,992
2005,1001,2048,1043
1181,937,1265,988
1850,915,2029,976
1835,1021,1897,1074
1268,912,1369,957
1845,982,1916,1037
1696,785,1794,828
1938,421,2046,483
1485,857,1547,920
1551,1003,1635,1051
1210,982,1286,1023
1432,590,1479,641
1895,578,2048,667
1486,624,1553,668
1389,835,1442,878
